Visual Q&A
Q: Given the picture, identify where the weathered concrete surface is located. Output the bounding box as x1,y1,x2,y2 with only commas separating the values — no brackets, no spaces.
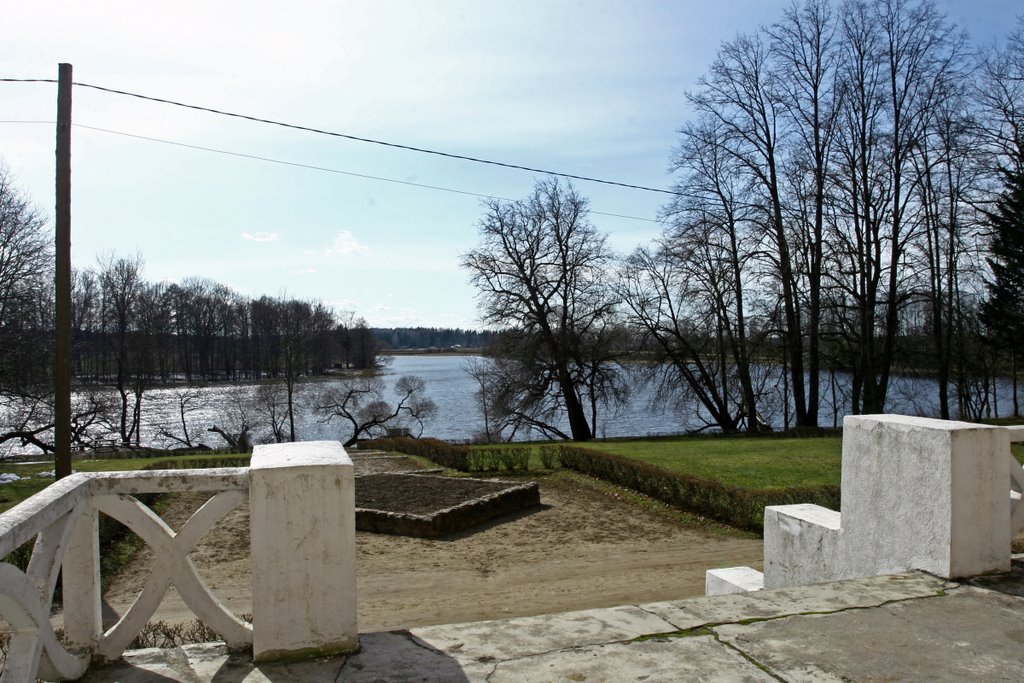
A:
82,566,1024,682
487,637,774,683
249,441,358,662
836,415,1010,581
410,604,676,661
716,587,1024,682
646,571,954,630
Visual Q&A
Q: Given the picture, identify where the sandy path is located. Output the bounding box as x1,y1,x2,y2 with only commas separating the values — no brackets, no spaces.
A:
102,471,763,633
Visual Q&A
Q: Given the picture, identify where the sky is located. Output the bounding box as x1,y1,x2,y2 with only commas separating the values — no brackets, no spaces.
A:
1,1,1021,328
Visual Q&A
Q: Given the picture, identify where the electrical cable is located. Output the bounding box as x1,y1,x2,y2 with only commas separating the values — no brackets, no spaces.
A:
0,76,679,196
0,119,661,224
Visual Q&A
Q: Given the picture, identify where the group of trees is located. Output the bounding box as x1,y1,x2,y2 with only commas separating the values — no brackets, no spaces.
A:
465,1,1024,440
72,257,386,447
372,327,492,350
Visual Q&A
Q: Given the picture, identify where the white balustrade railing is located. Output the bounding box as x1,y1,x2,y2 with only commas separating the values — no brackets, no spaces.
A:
0,441,358,681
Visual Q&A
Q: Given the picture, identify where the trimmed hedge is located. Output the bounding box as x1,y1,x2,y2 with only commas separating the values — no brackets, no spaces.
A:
360,439,537,473
360,437,472,471
554,444,839,534
468,446,530,472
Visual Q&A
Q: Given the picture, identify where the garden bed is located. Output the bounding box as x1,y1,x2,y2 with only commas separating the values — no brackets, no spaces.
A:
355,473,540,538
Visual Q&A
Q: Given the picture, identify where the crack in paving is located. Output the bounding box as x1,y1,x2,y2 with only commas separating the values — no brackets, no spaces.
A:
333,651,350,683
711,630,788,682
647,583,959,636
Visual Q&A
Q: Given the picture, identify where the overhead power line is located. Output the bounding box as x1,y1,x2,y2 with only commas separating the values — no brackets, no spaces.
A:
0,119,661,224
1,76,679,197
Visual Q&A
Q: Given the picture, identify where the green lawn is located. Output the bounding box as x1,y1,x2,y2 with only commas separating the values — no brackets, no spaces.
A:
0,454,249,513
582,435,843,490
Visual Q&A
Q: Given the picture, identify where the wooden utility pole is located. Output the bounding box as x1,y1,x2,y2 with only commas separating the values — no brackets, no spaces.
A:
55,63,72,479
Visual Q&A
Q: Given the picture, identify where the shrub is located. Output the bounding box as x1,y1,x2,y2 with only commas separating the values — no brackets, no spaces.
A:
557,444,839,534
467,449,490,471
496,447,530,472
539,445,561,469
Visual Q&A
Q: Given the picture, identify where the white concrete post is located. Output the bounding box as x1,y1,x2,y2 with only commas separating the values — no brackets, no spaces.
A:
839,415,1010,580
61,504,102,653
711,414,1014,595
249,441,358,662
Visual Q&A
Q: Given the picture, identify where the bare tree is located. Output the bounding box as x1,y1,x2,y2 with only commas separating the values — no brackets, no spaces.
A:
313,374,437,447
651,114,766,432
0,390,115,457
99,253,147,445
826,0,965,413
909,82,987,418
254,381,290,443
0,164,52,390
687,29,818,426
278,298,310,441
464,349,572,441
207,386,260,452
155,387,205,449
977,21,1024,174
464,356,510,442
768,0,842,426
461,179,622,441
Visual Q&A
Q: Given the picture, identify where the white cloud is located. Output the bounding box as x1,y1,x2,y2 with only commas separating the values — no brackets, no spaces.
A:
242,231,279,242
325,230,371,258
292,267,317,275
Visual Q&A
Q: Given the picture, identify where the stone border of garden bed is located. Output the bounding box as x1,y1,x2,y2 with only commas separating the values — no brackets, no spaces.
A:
355,474,541,538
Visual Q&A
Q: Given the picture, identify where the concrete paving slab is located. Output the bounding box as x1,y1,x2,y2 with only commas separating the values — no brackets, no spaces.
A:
715,587,1024,682
642,571,953,630
411,604,676,662
339,631,493,682
82,646,204,682
77,570,1024,683
488,636,776,683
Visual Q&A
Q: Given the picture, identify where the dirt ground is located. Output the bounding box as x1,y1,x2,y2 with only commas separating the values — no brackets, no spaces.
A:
102,467,764,634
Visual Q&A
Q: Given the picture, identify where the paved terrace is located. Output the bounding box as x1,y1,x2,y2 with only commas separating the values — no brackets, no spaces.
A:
82,564,1024,682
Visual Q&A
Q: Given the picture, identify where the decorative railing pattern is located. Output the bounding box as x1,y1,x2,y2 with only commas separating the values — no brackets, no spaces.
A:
1,441,359,681
1,468,249,680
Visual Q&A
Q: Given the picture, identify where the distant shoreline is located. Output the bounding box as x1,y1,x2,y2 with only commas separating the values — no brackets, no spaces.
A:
385,348,486,356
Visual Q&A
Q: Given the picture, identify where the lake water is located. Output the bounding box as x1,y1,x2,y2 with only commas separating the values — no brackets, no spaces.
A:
140,354,1022,447
2,354,1020,455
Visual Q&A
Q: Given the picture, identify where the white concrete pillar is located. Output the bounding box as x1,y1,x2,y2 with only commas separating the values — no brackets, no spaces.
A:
249,441,358,662
841,415,1010,579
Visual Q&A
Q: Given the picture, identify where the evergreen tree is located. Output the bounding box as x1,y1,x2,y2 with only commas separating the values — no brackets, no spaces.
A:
982,165,1024,414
